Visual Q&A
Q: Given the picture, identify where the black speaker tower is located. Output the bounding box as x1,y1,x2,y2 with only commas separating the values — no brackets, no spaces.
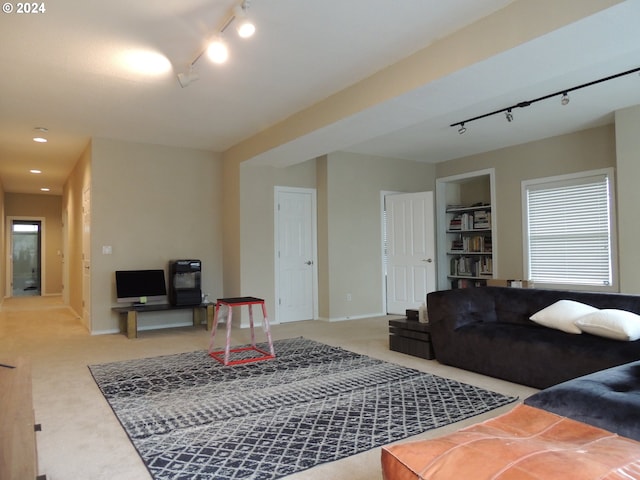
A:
168,259,202,306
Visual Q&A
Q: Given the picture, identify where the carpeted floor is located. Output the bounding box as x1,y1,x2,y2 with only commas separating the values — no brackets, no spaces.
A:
90,337,517,480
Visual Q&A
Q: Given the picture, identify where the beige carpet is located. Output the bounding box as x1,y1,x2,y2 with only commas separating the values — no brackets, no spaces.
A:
0,296,538,480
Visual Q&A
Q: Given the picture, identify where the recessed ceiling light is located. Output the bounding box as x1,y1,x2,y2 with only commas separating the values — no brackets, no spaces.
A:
33,137,48,143
40,187,50,192
30,169,42,174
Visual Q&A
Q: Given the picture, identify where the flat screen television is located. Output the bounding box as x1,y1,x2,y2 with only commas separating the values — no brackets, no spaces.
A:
115,269,167,304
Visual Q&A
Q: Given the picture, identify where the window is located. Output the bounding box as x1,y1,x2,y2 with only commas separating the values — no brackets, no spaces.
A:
522,168,616,290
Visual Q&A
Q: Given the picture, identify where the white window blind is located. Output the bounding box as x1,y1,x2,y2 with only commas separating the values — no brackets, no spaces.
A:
524,172,612,287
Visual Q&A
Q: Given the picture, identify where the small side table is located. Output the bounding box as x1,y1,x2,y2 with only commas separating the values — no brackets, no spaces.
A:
388,319,435,360
208,297,275,366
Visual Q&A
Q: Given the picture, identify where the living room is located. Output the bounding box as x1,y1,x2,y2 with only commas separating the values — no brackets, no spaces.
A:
2,1,640,478
2,0,640,334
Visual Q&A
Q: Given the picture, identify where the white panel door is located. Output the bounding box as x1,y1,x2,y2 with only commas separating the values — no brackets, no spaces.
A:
275,188,317,323
82,185,91,330
385,191,436,315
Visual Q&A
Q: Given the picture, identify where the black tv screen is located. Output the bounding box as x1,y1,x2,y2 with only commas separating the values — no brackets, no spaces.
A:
115,269,167,303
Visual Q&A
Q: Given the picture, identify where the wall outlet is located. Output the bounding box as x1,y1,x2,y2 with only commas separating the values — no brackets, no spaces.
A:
346,293,352,301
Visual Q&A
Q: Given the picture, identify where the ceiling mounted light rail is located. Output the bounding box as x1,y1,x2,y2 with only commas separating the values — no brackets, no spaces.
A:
177,0,256,88
451,66,640,134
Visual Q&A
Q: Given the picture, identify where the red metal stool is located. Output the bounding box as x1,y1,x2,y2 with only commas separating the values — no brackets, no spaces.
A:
207,297,275,366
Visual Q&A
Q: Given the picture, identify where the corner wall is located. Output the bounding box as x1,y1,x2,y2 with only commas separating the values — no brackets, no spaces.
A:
63,141,92,319
321,152,436,319
615,105,640,294
239,159,317,323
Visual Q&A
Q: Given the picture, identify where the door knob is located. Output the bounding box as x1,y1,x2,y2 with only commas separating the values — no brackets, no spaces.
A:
305,261,314,265
422,258,433,263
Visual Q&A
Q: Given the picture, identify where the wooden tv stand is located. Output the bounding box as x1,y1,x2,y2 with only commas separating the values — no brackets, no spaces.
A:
112,303,215,339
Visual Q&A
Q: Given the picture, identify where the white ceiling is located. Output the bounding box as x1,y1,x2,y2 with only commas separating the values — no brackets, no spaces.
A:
1,0,639,195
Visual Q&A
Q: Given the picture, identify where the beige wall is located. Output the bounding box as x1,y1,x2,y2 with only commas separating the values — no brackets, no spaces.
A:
615,105,640,294
321,152,435,319
435,125,616,282
0,180,5,302
239,160,317,321
63,141,92,321
221,155,242,301
63,138,224,334
4,193,63,295
90,138,223,334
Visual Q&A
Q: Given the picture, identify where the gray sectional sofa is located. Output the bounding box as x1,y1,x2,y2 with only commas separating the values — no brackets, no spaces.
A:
524,360,640,441
427,286,640,389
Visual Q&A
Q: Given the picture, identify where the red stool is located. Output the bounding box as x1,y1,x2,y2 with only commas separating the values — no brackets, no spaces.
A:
207,297,275,366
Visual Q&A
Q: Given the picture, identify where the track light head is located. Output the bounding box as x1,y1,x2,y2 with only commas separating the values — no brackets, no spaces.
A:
458,124,467,135
505,109,514,122
561,92,570,105
235,1,256,38
177,67,199,88
207,37,229,64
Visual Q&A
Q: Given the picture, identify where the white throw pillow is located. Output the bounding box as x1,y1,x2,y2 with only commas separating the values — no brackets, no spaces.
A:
575,309,640,341
529,300,598,334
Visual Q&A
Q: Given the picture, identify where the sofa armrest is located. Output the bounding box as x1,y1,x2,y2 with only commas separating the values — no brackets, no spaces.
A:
427,288,497,329
427,288,497,360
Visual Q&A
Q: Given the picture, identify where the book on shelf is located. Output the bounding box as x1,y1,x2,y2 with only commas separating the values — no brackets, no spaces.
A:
450,255,493,277
450,210,491,231
473,210,491,229
449,236,491,254
450,239,464,251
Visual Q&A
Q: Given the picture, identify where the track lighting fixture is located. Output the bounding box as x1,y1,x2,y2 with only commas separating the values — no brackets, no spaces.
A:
450,65,640,133
177,66,199,88
206,37,229,64
505,109,513,122
176,0,257,87
235,1,256,38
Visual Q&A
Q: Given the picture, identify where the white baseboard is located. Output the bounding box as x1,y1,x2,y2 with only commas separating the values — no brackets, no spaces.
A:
317,312,386,322
91,328,121,336
91,321,205,336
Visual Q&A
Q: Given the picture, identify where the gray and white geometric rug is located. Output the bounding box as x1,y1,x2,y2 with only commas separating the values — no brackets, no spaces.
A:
89,337,516,480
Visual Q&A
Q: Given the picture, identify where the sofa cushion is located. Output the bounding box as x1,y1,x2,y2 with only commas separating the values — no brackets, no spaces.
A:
529,299,598,334
381,404,640,480
524,360,640,441
440,322,640,389
576,309,640,341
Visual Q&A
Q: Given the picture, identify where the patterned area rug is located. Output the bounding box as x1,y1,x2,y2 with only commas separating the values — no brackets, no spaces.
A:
89,337,516,480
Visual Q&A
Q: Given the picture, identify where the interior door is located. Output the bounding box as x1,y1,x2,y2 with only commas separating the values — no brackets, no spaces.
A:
275,187,317,323
82,185,91,330
385,191,436,314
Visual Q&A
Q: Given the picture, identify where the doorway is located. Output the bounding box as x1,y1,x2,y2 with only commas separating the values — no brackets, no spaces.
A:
10,219,43,297
383,191,436,314
274,187,318,323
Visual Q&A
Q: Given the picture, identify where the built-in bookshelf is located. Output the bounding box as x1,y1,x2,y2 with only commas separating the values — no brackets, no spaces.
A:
435,169,497,290
446,204,493,288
